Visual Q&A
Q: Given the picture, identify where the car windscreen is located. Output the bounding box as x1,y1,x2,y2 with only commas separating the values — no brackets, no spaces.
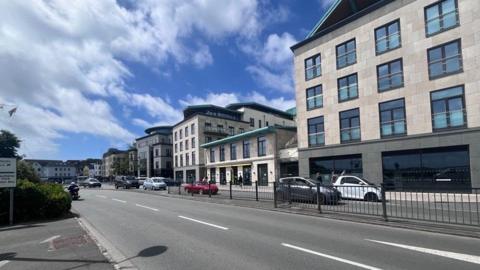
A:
360,177,375,185
126,176,136,181
153,179,164,183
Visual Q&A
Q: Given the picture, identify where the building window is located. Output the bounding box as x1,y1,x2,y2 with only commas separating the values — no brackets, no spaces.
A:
179,129,183,139
375,19,401,55
305,54,321,80
306,85,323,110
185,140,189,150
191,123,195,135
155,149,159,157
266,121,269,126
336,39,356,69
239,128,245,133
155,161,159,169
257,136,266,157
174,131,177,141
206,136,212,143
310,154,363,182
180,154,183,167
185,126,188,137
431,85,466,130
243,141,250,158
340,108,361,143
229,126,235,136
308,116,325,147
180,142,183,151
249,118,254,127
166,161,172,169
230,144,237,160
210,149,215,162
166,148,171,156
191,152,196,165
377,59,404,92
175,144,178,153
338,73,358,102
425,0,459,37
219,145,225,161
186,153,189,166
428,39,462,79
205,122,211,128
191,137,195,148
379,98,406,137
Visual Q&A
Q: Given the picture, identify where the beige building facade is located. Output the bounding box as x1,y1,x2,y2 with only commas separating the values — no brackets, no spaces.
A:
102,148,128,178
135,126,173,178
292,0,480,190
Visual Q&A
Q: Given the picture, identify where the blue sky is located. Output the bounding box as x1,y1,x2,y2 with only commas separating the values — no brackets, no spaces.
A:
0,0,334,160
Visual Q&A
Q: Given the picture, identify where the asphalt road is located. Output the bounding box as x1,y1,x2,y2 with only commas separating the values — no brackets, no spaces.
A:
72,188,480,270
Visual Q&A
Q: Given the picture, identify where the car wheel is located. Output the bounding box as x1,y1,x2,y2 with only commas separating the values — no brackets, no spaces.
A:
143,186,146,190
115,185,119,189
200,189,204,195
364,193,379,202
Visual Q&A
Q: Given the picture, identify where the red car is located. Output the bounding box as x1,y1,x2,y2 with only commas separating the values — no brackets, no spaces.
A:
184,181,218,195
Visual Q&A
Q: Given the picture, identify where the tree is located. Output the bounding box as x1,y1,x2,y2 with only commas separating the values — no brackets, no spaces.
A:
112,159,129,176
0,130,21,158
17,160,40,183
83,166,90,177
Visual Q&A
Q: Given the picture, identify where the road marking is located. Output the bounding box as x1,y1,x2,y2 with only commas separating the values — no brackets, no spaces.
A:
281,243,382,270
40,235,61,244
366,239,480,265
0,260,10,268
96,195,107,199
135,204,159,212
178,215,229,230
112,198,126,203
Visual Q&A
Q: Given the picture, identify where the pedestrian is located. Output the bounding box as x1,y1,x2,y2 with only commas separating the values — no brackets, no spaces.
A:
315,172,323,185
238,175,243,188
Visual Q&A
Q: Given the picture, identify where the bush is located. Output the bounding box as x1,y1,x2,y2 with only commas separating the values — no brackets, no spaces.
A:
0,180,71,224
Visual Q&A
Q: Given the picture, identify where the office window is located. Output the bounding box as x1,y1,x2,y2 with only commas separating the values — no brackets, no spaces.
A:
230,144,237,160
249,118,254,127
258,136,266,157
306,85,323,110
180,142,183,151
191,152,196,165
375,20,401,54
428,39,462,79
179,129,183,139
425,0,459,36
206,136,212,143
210,149,215,162
229,126,235,136
185,140,189,150
219,145,225,161
308,116,325,147
340,108,361,143
166,161,172,169
191,137,195,148
258,120,262,128
336,39,356,69
243,141,250,158
155,149,159,157
266,121,269,126
431,85,466,130
338,73,358,102
377,59,404,92
180,154,183,167
205,122,211,128
185,126,188,137
174,132,177,141
239,128,245,133
186,153,189,166
191,123,195,135
175,144,178,153
155,161,159,169
166,149,171,156
379,98,406,137
305,54,321,80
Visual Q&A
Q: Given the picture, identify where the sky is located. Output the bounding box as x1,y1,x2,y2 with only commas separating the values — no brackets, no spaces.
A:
0,0,335,160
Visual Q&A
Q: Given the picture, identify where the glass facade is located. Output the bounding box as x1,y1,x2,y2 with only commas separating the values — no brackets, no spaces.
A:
307,116,325,147
306,85,323,110
382,145,470,191
431,85,466,130
425,0,459,36
310,154,363,184
377,59,403,92
340,108,361,143
336,39,356,69
375,19,401,54
338,73,358,102
305,54,321,80
428,39,462,79
379,98,406,137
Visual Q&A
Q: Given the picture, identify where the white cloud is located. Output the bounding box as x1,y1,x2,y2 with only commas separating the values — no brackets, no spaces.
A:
260,32,297,68
179,93,240,107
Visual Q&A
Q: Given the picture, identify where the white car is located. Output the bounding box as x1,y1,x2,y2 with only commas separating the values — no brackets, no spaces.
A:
332,175,382,201
143,177,167,190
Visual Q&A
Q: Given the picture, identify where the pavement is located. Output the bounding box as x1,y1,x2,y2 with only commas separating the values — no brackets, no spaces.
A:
71,187,480,270
0,217,113,270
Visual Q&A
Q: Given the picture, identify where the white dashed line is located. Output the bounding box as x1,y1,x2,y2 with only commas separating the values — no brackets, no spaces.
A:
178,216,229,230
366,239,480,265
281,243,382,270
96,195,107,199
135,204,159,212
0,260,10,268
112,198,126,203
40,235,61,244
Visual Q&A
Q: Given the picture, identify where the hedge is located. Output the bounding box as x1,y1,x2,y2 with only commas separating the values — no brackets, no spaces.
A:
0,180,72,224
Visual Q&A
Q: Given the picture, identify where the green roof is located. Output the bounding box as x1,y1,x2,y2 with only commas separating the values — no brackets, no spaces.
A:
201,126,275,148
306,0,342,38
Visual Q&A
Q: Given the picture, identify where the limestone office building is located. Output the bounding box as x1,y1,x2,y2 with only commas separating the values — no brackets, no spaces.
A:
291,0,480,190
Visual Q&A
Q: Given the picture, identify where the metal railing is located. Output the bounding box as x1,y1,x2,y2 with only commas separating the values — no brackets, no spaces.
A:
168,181,274,201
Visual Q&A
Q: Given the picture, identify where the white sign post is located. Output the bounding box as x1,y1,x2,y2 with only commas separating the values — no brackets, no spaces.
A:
0,158,16,225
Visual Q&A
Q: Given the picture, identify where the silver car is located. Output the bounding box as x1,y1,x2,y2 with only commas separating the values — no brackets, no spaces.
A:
143,177,167,190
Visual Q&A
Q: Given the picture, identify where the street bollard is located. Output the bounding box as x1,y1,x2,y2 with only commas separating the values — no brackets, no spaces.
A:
316,183,322,213
381,183,388,221
273,182,277,208
178,185,181,195
288,183,292,205
229,180,233,200
208,183,212,198
255,181,259,201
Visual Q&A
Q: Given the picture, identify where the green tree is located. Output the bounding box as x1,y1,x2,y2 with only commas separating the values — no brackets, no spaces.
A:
112,159,129,176
0,130,21,158
17,160,40,183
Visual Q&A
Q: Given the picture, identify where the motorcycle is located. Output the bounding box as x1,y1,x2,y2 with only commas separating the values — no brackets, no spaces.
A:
68,185,80,200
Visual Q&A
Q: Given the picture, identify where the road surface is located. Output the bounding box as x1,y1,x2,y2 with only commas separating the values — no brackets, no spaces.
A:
72,188,480,270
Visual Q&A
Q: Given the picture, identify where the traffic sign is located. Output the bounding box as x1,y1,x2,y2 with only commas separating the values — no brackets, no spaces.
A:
0,158,16,188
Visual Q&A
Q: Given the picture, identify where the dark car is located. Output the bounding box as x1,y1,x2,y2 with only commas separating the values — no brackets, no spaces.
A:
163,178,180,186
277,177,341,205
79,178,102,188
115,176,140,189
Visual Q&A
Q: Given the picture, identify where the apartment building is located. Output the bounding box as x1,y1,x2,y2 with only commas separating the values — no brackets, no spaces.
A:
202,126,298,186
128,147,137,176
135,126,173,178
173,103,295,183
26,159,77,182
102,148,128,177
291,0,480,191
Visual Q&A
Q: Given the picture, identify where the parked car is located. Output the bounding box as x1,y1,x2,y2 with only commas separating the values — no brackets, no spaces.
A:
137,177,147,186
277,177,341,205
115,176,140,189
79,178,102,188
143,177,167,190
163,178,180,186
332,175,382,202
184,181,218,195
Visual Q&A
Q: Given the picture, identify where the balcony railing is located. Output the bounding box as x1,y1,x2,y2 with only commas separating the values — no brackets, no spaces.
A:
340,127,361,142
432,109,466,130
